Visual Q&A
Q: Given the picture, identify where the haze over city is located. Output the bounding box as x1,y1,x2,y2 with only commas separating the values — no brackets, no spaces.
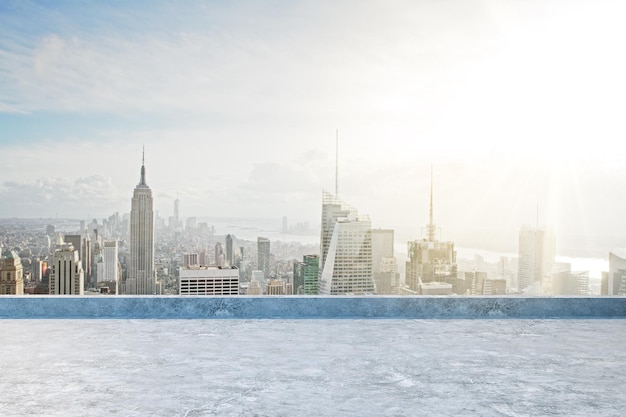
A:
1,0,626,255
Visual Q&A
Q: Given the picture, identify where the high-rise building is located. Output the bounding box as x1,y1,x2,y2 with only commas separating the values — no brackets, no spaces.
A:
372,229,394,274
405,168,458,295
183,253,199,268
318,192,374,295
257,237,270,278
174,198,180,225
319,192,353,275
551,263,589,295
601,271,609,295
372,229,399,295
226,234,234,267
517,225,555,292
198,249,209,268
374,257,400,295
49,237,84,295
64,234,83,266
251,270,266,293
215,243,225,267
0,251,24,295
102,240,119,289
178,266,239,295
294,254,319,295
608,252,626,295
282,216,288,234
82,233,92,287
185,217,197,231
124,151,157,295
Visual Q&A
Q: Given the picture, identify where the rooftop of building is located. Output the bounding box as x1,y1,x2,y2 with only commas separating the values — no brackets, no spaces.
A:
1,310,624,416
181,265,238,270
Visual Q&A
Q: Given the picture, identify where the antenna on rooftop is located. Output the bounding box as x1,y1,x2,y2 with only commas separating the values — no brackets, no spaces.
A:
335,128,339,197
536,201,539,230
427,164,436,242
140,146,147,186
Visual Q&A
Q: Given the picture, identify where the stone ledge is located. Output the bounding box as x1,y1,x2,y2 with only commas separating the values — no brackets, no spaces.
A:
1,296,625,318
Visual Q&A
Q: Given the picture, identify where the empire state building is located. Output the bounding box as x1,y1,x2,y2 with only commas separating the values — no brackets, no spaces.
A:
124,151,157,295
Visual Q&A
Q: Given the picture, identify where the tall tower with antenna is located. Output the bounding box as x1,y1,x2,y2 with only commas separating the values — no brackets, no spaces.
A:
335,128,339,197
427,164,436,242
124,147,157,295
318,130,374,294
404,165,459,295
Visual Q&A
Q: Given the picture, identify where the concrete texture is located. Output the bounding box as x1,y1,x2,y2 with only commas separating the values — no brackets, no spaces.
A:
1,319,625,416
0,296,625,319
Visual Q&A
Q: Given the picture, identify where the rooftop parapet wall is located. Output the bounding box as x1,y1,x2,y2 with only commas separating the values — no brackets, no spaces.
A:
0,296,625,319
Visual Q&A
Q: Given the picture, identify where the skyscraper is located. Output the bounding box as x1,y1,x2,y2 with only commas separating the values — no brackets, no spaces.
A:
517,225,555,292
371,229,397,295
608,252,626,295
405,167,458,295
215,242,225,267
64,235,83,267
318,192,374,295
372,229,394,274
102,240,119,291
226,234,234,267
49,236,84,295
294,254,319,295
257,237,270,278
0,251,24,295
551,263,589,296
319,192,353,274
124,150,156,295
82,232,92,287
174,198,180,225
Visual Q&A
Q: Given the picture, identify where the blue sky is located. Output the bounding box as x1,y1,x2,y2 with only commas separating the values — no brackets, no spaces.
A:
1,0,626,252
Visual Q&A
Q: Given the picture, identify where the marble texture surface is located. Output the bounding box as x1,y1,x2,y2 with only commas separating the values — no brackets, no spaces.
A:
1,319,625,416
0,296,625,318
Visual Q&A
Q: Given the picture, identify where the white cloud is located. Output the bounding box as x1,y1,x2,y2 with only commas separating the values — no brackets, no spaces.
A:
0,175,123,218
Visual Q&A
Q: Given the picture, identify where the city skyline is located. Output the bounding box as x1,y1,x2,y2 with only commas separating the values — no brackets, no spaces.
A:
2,0,626,253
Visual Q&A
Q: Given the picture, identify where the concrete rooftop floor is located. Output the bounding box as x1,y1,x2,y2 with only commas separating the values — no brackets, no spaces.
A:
1,318,625,416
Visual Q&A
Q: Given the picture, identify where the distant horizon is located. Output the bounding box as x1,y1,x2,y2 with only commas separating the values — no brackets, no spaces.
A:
2,214,623,261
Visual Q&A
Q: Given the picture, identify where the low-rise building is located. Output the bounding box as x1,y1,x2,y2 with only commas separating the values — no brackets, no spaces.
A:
179,265,239,295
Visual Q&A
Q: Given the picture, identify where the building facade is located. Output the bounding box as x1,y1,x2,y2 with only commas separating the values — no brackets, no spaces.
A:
98,240,119,294
49,240,84,295
124,152,157,295
179,266,239,295
0,251,24,295
318,202,374,295
226,234,234,267
319,192,353,275
183,253,199,268
257,237,270,278
372,229,398,295
405,168,459,294
551,263,589,296
294,254,319,295
607,252,626,295
517,225,555,292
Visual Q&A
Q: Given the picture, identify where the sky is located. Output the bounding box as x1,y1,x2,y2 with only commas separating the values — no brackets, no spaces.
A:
1,0,626,254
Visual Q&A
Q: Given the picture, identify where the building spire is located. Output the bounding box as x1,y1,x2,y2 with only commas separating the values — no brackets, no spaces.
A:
536,200,539,230
140,146,147,186
427,164,436,242
335,128,339,197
